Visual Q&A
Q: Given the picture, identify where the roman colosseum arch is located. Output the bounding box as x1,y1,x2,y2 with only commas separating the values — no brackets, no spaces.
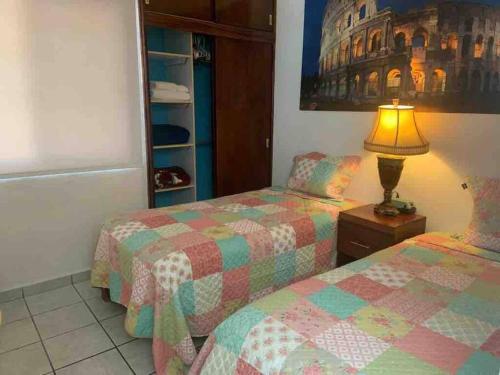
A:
368,29,382,52
354,36,364,58
365,71,379,96
386,69,402,97
395,32,406,52
474,35,484,58
431,69,447,94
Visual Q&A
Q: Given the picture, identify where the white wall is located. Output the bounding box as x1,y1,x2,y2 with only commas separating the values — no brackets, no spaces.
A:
273,0,500,233
0,0,147,291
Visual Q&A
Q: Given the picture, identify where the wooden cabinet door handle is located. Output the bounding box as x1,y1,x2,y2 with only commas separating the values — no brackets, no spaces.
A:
350,241,370,249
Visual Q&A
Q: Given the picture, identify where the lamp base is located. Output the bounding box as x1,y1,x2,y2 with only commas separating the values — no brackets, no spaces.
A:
374,202,400,216
374,155,405,216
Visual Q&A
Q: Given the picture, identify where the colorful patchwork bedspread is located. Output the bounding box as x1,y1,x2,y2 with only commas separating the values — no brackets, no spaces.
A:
90,188,358,345
191,233,500,375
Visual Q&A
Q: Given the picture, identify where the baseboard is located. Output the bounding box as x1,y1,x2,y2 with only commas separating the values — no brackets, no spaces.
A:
0,270,91,303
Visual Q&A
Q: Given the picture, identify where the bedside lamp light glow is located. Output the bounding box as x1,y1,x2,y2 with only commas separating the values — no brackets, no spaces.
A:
364,100,429,215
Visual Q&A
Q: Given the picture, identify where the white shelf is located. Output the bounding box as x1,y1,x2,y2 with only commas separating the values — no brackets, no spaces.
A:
153,143,193,150
155,185,195,193
150,98,192,104
148,51,191,66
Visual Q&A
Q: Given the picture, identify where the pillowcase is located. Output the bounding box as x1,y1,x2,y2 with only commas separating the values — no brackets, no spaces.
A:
287,152,361,200
463,176,500,252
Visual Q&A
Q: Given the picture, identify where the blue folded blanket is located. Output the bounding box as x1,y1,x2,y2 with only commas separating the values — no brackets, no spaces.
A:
153,125,190,145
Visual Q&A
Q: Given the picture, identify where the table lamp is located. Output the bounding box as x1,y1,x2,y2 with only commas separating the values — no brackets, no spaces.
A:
364,99,429,216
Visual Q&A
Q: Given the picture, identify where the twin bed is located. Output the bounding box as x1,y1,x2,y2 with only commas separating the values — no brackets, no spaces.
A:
90,154,500,374
91,187,361,373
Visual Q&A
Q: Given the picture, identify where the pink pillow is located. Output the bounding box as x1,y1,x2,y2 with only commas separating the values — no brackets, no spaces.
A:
287,152,361,200
463,176,500,252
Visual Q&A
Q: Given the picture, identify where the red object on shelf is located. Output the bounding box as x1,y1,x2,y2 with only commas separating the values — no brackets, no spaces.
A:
154,167,191,190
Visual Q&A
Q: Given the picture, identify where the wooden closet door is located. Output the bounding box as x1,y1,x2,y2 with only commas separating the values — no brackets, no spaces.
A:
143,0,213,21
215,37,273,196
215,0,274,31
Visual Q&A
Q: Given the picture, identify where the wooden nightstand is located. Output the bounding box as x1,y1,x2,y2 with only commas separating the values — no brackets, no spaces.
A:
337,204,426,266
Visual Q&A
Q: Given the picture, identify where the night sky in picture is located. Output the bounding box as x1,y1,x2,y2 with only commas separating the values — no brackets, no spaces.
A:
301,0,500,77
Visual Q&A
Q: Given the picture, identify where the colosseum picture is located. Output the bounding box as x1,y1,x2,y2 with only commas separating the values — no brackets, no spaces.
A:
300,0,500,113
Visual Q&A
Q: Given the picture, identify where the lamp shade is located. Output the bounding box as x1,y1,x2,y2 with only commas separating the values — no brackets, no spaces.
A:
364,101,429,155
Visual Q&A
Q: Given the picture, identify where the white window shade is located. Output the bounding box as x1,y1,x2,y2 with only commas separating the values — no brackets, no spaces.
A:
0,0,143,177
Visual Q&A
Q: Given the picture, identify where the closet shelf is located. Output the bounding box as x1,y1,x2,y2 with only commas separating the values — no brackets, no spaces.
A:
148,51,191,66
155,185,195,193
153,143,194,150
150,99,192,104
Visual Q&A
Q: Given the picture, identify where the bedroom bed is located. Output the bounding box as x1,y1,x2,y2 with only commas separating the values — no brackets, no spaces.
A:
90,187,360,344
190,232,500,375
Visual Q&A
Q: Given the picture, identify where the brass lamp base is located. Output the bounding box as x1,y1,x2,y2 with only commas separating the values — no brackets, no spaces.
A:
374,155,405,216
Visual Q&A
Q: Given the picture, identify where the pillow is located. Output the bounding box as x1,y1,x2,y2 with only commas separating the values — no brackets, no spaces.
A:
287,152,361,200
463,176,500,252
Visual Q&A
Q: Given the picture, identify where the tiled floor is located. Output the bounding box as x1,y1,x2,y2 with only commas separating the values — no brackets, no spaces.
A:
0,281,155,375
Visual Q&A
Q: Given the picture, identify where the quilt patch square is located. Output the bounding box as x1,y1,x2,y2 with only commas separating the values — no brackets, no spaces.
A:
288,277,328,296
419,266,474,291
244,231,274,262
218,236,250,271
140,215,176,228
184,241,222,279
168,231,213,250
395,326,474,373
312,321,390,370
448,293,500,326
373,289,443,324
311,213,334,242
289,217,315,248
255,204,288,215
240,316,306,374
308,285,367,319
111,221,149,242
249,258,275,293
222,266,250,302
170,211,201,222
362,263,414,288
352,306,413,343
422,308,496,349
226,219,266,234
219,203,250,213
363,348,444,375
336,275,394,302
480,329,500,356
121,230,161,252
186,217,219,231
294,244,316,277
276,299,339,338
401,245,444,265
202,225,235,240
270,224,297,255
194,273,223,315
404,278,458,305
465,279,500,302
316,268,356,285
457,351,500,375
156,223,193,238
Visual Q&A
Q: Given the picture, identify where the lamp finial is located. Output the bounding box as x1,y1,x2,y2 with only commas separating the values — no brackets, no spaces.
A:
392,98,400,107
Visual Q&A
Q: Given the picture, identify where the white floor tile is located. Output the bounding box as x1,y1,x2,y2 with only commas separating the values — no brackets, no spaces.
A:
33,302,96,339
44,323,113,369
101,314,135,346
73,281,101,300
0,342,52,375
55,349,132,375
0,299,29,324
119,339,154,375
0,318,39,354
85,297,126,321
26,286,81,315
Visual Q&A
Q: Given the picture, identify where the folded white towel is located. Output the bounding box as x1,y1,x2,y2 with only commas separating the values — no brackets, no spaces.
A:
150,81,189,93
150,89,191,102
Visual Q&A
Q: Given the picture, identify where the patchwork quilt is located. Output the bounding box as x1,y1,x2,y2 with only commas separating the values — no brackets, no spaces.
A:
191,233,500,375
90,188,359,353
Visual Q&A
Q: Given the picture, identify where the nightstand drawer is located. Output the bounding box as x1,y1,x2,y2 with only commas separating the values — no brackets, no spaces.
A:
338,221,394,259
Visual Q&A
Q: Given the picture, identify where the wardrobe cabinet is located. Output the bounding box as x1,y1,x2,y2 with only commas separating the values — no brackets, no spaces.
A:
215,0,274,31
144,0,213,21
215,37,273,196
139,0,275,207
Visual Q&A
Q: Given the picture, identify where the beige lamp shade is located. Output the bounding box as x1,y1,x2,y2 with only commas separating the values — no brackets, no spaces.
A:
364,101,429,155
